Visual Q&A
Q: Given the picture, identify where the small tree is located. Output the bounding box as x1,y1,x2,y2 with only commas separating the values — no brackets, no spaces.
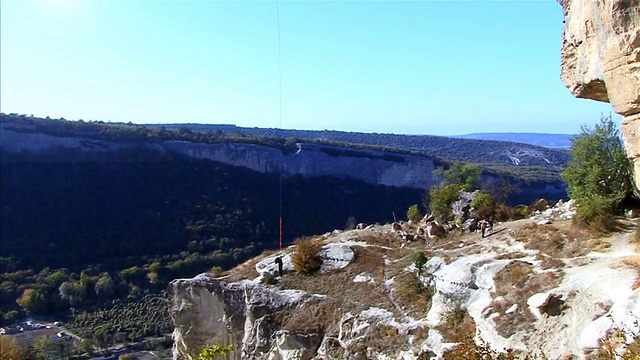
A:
16,288,49,315
94,273,115,299
435,162,482,191
407,204,423,223
429,184,462,221
413,252,428,275
561,115,633,227
471,192,496,219
33,335,72,360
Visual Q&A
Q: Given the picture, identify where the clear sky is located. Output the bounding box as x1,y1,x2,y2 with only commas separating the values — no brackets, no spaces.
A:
1,0,618,136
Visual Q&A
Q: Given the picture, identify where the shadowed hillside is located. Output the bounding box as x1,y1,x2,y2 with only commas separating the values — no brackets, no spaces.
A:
154,123,572,167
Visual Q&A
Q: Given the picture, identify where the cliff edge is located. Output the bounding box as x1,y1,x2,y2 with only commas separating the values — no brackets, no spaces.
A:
558,0,640,189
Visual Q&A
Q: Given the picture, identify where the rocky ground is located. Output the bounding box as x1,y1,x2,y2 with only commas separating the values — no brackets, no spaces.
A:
169,207,640,359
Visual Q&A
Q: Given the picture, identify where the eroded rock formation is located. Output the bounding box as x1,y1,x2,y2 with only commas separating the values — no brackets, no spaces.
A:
558,0,640,189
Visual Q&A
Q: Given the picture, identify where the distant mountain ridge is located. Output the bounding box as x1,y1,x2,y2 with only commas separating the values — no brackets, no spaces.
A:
152,124,571,167
451,133,575,149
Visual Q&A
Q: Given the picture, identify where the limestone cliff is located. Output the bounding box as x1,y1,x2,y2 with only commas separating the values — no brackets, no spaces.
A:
163,141,438,190
0,125,437,190
0,125,568,200
558,0,640,188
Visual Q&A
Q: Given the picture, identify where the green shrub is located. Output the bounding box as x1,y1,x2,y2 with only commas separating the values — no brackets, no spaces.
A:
195,344,234,360
575,195,617,233
413,252,428,275
407,204,423,223
260,272,277,286
515,204,531,219
494,203,530,222
435,162,482,191
472,192,495,219
429,184,462,221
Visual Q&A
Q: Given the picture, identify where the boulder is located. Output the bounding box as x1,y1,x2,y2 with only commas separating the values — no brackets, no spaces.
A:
450,190,478,220
426,222,446,239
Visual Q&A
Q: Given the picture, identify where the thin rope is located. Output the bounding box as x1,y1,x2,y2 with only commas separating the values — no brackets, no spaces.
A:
277,0,283,251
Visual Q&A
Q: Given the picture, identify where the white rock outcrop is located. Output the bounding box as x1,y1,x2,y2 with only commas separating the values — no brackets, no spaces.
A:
168,274,311,360
168,221,640,359
558,0,640,190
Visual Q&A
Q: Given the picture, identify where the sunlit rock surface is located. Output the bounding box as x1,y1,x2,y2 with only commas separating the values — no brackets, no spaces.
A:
558,0,640,189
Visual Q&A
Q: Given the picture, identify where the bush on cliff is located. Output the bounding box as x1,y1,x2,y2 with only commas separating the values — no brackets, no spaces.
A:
195,344,234,360
407,204,423,223
561,115,633,230
292,238,323,276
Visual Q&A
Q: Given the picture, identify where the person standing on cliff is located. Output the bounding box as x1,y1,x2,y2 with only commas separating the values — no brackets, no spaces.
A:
275,257,283,277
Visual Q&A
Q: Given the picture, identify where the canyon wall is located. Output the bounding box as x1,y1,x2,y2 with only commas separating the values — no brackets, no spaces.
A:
0,126,567,202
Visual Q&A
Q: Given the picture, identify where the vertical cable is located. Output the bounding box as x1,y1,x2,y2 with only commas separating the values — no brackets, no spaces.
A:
277,0,283,251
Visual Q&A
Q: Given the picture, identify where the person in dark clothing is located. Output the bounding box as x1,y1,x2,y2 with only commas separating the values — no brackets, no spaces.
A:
275,256,283,277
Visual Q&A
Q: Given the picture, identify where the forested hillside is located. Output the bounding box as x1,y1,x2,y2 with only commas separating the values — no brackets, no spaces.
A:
157,124,571,167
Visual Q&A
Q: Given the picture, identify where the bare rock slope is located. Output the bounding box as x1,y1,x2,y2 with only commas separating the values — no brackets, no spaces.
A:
168,207,640,359
558,0,640,188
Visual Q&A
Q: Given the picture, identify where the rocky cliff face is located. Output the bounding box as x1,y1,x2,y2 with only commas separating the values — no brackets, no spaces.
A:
558,0,640,188
1,127,567,200
164,141,438,190
0,126,436,190
168,205,640,359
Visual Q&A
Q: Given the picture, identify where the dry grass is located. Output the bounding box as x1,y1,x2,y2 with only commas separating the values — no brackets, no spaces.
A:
358,230,403,247
392,271,434,317
495,251,532,261
224,256,262,282
292,237,324,275
279,245,396,316
487,261,561,337
535,253,566,270
359,325,408,357
632,221,640,253
512,223,590,259
209,266,224,277
587,331,640,360
352,246,385,279
281,298,341,334
437,305,476,343
407,324,430,344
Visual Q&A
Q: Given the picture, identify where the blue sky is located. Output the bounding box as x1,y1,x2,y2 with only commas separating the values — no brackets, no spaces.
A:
1,0,618,136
